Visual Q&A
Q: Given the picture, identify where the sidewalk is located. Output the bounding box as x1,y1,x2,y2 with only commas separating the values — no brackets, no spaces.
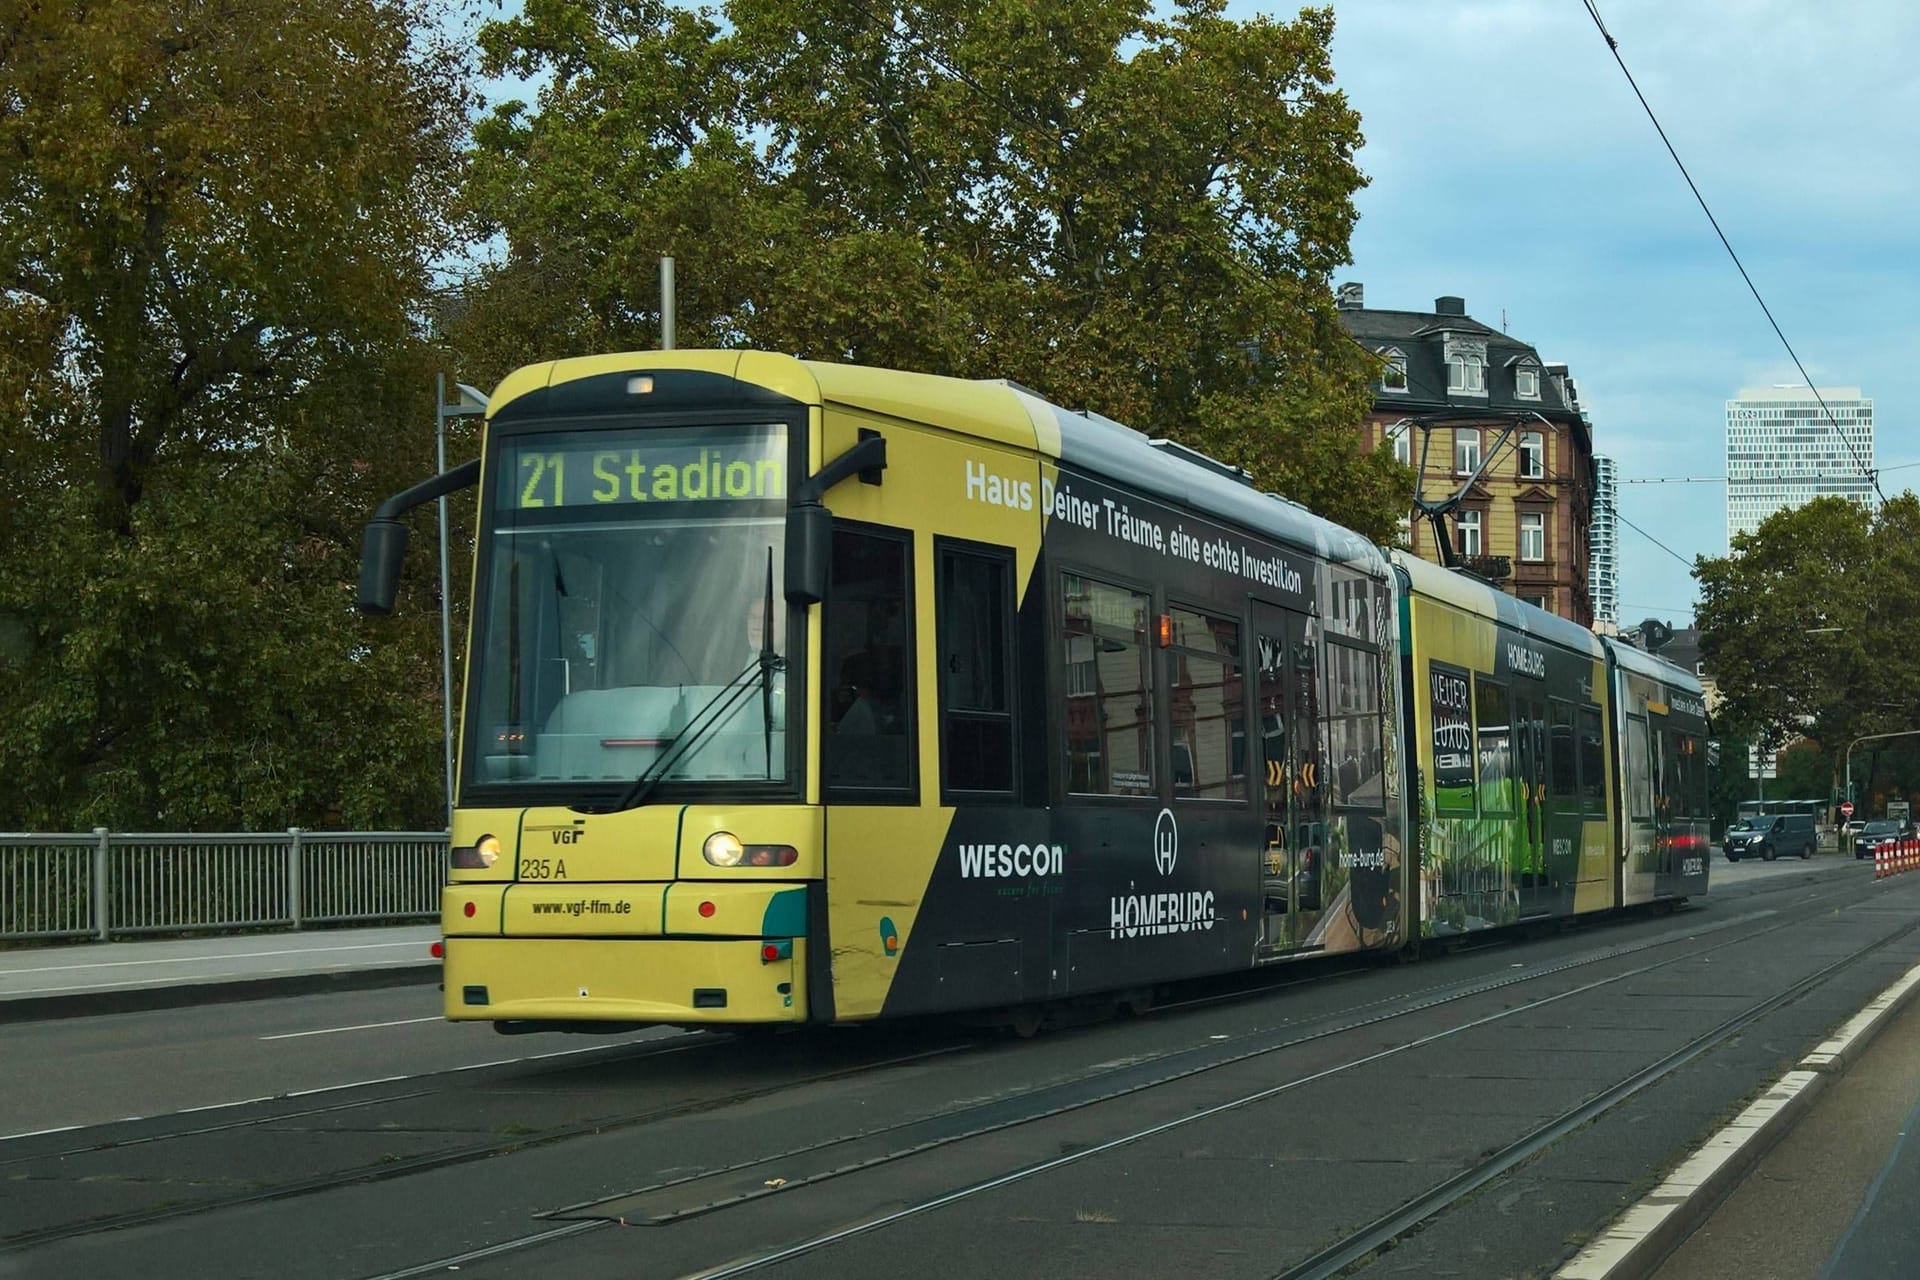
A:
1556,948,1920,1280
0,924,441,1021
1652,981,1920,1280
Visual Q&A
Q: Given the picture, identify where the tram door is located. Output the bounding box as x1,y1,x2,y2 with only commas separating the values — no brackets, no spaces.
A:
1254,602,1322,954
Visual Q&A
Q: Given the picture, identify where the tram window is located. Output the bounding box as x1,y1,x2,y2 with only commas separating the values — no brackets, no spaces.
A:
1548,700,1577,799
1428,661,1475,816
937,545,1015,796
1475,677,1514,816
823,526,915,798
1168,606,1244,802
1683,734,1706,818
1578,705,1606,815
1062,575,1155,798
1626,716,1653,820
1323,640,1384,809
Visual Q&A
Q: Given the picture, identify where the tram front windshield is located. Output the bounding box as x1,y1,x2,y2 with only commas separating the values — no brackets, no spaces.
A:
465,423,790,793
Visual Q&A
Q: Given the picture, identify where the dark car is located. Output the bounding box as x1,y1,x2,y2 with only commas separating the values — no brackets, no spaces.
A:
1854,819,1909,860
1725,813,1817,862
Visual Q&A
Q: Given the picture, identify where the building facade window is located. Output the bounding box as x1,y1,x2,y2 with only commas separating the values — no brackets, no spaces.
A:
1382,349,1408,393
1390,424,1412,466
1519,431,1544,478
1455,429,1481,474
1516,364,1540,400
1519,511,1546,562
1456,509,1483,557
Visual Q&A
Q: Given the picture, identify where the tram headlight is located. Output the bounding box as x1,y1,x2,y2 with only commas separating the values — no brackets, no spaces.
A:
451,834,502,869
703,831,746,867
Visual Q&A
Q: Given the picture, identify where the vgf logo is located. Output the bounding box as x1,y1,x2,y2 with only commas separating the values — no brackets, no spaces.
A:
550,829,582,845
1153,808,1178,876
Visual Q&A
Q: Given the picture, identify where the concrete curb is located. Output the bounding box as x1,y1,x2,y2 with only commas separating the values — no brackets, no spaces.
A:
1554,958,1920,1280
0,962,442,1025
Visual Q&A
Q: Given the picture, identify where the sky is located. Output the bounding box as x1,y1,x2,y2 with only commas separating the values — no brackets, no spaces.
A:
1309,0,1920,624
454,1,1920,626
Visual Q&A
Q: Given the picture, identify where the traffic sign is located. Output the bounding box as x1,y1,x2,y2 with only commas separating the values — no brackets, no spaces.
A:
1840,800,1856,820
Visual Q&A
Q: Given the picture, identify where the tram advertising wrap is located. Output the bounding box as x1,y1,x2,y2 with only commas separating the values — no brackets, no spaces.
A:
356,350,1707,1035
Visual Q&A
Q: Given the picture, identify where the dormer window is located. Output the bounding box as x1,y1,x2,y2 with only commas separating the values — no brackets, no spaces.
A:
1515,362,1541,400
1441,333,1488,397
1382,348,1408,393
1447,354,1485,394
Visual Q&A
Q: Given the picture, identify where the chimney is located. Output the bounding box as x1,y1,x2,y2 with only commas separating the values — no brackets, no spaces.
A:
1335,281,1364,310
1434,296,1466,316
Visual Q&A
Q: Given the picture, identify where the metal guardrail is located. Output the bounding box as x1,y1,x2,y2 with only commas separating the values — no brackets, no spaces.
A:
0,830,448,942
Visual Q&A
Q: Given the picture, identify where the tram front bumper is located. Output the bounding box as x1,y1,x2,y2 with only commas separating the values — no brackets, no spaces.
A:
443,936,808,1025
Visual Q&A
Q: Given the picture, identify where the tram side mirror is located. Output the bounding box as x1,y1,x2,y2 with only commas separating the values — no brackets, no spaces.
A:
358,519,409,616
785,501,831,606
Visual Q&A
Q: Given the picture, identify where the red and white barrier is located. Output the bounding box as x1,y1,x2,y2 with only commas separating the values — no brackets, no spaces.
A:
1875,837,1920,879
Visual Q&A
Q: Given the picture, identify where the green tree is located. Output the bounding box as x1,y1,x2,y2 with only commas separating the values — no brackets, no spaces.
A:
0,1,470,829
453,0,1411,540
1696,493,1920,814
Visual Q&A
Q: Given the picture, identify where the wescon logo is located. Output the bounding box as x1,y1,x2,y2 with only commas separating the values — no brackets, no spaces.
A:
1110,809,1215,939
958,841,1064,879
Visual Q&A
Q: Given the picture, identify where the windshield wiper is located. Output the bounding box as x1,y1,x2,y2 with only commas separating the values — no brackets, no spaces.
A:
759,549,777,775
594,657,763,813
600,591,786,813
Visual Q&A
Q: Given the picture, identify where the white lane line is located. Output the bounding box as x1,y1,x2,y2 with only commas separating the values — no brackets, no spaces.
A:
0,958,433,998
1556,955,1920,1280
0,940,431,976
0,1030,696,1144
260,1015,445,1041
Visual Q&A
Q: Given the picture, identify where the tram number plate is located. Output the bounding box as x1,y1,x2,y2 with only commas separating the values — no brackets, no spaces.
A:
520,858,566,880
1680,856,1705,877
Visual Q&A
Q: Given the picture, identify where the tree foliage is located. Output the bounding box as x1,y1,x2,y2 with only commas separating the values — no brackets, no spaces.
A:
0,1,470,829
453,0,1411,539
1695,493,1920,807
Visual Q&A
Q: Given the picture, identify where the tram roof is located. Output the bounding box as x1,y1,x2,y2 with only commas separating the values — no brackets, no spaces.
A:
1604,635,1705,694
1391,550,1605,659
489,350,1389,579
998,386,1388,577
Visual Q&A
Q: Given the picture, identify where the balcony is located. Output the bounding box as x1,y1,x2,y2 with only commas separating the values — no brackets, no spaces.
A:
1460,554,1511,582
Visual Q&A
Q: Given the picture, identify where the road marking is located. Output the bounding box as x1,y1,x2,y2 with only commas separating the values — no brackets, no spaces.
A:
1556,955,1920,1279
0,1030,694,1144
260,1015,445,1041
0,940,430,976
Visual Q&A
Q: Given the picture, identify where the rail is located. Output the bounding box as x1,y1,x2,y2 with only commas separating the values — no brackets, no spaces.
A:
0,830,447,942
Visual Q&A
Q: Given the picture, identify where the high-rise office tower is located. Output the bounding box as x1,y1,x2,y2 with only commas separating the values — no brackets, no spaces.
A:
1590,455,1618,629
1726,386,1874,542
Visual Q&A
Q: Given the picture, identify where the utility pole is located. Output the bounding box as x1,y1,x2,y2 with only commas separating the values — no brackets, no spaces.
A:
436,376,490,829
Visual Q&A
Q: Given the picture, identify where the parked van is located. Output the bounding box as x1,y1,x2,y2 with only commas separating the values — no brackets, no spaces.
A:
1725,813,1817,862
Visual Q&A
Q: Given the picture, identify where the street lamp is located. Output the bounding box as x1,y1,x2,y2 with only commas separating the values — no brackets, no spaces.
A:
1844,728,1920,816
437,375,489,829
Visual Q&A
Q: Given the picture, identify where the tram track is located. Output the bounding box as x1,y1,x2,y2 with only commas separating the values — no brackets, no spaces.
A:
0,871,1864,1273
347,876,1878,1280
0,1031,977,1252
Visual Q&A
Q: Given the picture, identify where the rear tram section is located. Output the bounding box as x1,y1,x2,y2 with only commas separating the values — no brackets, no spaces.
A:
358,350,1709,1032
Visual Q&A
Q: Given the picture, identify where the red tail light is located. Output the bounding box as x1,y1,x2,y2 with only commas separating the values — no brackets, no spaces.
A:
430,941,444,959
